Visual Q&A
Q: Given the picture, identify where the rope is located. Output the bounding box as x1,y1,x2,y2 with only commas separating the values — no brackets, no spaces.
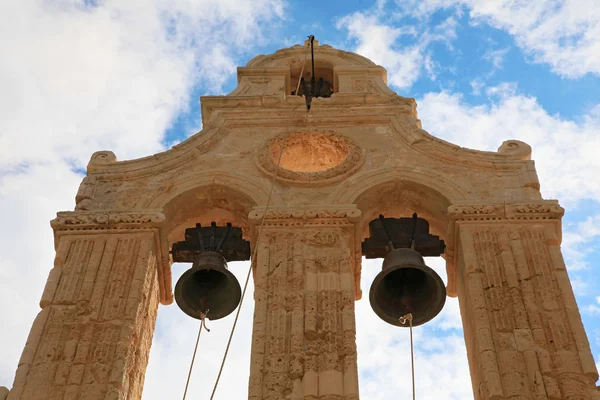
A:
399,313,415,400
295,37,313,95
182,311,209,400
209,105,303,400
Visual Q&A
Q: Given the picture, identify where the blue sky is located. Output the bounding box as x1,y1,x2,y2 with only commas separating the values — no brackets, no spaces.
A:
1,1,599,399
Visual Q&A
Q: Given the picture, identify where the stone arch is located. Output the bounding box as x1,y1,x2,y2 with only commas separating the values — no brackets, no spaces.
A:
331,166,469,239
151,171,283,242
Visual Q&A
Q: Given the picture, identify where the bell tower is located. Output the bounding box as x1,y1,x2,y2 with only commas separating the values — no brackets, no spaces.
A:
5,40,598,400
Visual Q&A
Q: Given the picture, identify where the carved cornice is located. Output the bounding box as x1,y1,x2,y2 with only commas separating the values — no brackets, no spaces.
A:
448,200,564,221
51,210,166,231
85,125,226,179
445,200,564,299
249,206,362,227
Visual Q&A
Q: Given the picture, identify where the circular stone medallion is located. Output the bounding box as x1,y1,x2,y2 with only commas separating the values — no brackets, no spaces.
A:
256,131,364,185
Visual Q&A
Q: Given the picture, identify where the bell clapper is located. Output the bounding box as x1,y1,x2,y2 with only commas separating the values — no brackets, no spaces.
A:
200,309,210,333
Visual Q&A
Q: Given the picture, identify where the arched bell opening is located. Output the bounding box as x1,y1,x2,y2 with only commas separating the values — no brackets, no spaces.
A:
352,179,452,243
159,183,262,316
289,59,335,97
348,178,458,330
162,184,260,244
143,183,261,396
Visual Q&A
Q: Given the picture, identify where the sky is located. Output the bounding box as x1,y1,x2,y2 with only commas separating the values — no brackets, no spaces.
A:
1,0,599,399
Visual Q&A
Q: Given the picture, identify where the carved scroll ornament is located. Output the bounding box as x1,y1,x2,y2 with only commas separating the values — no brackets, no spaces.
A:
448,200,564,221
249,206,362,227
51,210,166,231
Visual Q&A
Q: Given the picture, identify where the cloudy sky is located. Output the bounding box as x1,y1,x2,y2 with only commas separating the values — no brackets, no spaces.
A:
1,0,599,399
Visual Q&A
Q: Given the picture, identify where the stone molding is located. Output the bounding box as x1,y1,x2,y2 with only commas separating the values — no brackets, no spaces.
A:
51,210,166,231
249,205,362,226
255,130,365,186
444,200,564,298
245,42,376,69
448,200,564,221
50,210,172,306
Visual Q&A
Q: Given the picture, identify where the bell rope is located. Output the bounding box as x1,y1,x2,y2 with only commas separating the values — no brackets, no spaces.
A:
399,313,415,400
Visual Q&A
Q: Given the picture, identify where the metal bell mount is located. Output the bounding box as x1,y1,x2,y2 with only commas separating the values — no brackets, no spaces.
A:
171,222,251,321
362,214,447,327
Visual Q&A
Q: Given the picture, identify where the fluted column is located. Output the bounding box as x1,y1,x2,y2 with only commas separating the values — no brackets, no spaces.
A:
9,211,165,400
247,206,362,400
449,201,598,400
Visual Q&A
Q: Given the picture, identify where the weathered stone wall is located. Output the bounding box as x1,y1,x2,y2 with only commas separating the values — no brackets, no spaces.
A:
248,207,361,400
451,203,598,400
8,212,164,400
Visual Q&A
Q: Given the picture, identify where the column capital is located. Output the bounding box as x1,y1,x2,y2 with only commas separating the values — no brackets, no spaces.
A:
445,200,564,298
447,200,564,222
50,209,166,232
50,210,172,305
248,205,362,227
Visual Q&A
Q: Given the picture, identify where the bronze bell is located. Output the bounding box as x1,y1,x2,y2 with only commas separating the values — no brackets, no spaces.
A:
175,251,241,321
370,248,446,327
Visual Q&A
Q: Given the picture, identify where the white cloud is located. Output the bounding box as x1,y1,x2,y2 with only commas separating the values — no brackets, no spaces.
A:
417,85,600,205
0,0,284,168
336,12,458,90
0,0,284,393
416,84,600,299
584,297,600,316
483,46,509,71
562,214,600,272
469,78,485,95
393,0,600,77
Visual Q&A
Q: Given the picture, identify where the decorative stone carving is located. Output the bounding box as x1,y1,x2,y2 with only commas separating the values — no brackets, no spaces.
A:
255,131,365,186
497,139,532,160
448,201,564,221
75,176,97,205
457,222,598,399
8,233,160,400
249,206,362,225
248,227,359,400
506,202,565,220
88,150,117,164
51,210,166,231
448,203,502,220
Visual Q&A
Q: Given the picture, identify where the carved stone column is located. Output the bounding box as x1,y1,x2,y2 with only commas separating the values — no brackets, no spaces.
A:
9,211,165,400
247,206,362,400
449,201,598,400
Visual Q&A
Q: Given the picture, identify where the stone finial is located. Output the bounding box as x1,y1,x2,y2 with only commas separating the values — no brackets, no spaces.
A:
497,139,532,160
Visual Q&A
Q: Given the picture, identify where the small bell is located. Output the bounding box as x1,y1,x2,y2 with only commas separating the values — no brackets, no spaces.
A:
175,251,242,321
369,248,446,327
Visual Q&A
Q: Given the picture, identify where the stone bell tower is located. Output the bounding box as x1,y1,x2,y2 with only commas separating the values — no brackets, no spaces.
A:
6,40,598,400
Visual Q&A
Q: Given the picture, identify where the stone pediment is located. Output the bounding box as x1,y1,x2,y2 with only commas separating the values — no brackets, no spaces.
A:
73,42,543,306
